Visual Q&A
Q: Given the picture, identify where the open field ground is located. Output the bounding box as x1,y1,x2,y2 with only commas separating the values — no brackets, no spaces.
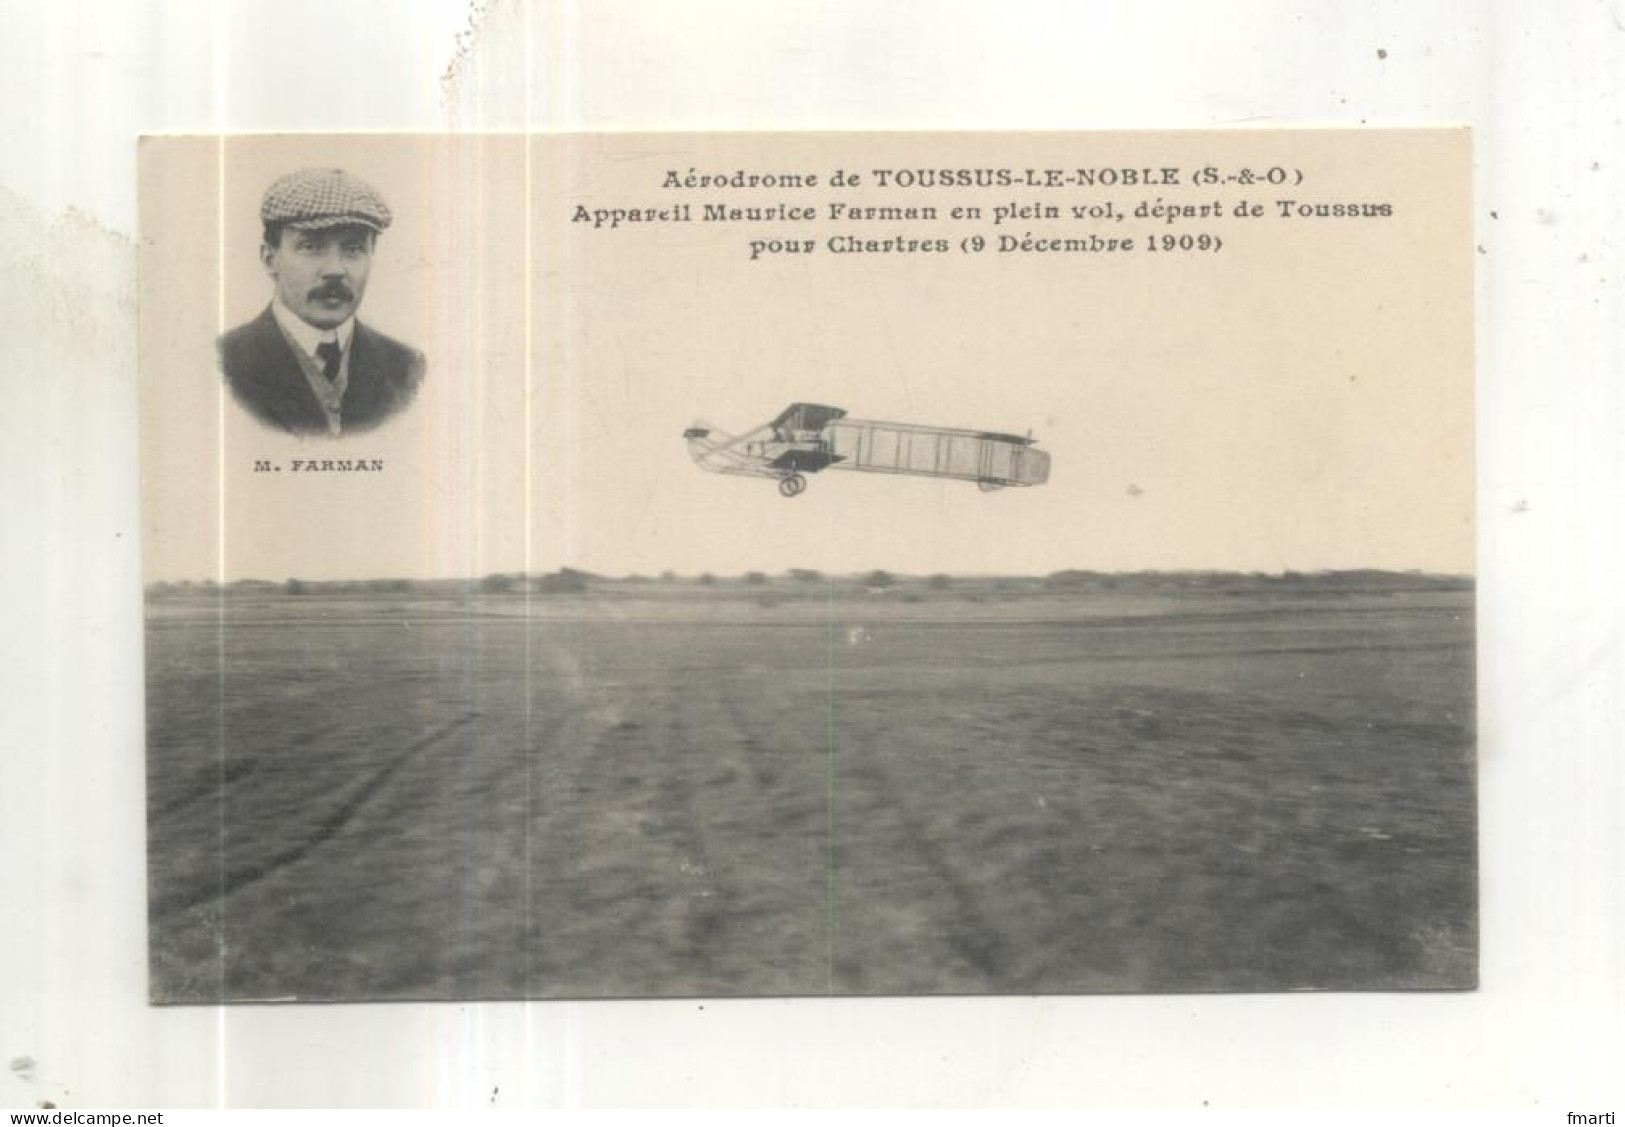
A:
146,578,1475,1000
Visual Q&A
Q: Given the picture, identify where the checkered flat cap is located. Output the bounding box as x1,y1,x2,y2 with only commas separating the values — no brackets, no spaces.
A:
261,168,392,233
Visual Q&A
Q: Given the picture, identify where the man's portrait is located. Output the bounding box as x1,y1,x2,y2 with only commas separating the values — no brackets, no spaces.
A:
219,168,424,436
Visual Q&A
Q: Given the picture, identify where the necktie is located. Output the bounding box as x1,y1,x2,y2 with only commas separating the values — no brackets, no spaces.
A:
316,341,342,382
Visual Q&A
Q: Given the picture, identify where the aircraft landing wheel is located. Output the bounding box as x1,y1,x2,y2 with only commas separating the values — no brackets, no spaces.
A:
779,473,807,498
978,479,1005,493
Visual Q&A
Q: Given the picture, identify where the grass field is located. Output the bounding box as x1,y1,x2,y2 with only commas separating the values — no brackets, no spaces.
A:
145,578,1475,1001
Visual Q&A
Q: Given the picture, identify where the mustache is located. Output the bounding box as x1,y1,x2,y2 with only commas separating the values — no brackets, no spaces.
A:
308,282,355,302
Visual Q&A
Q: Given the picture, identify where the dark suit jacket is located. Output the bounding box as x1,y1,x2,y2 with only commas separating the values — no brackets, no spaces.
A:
219,306,425,436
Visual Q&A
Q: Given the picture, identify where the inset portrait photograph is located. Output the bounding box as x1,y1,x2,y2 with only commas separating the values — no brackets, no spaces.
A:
220,168,424,436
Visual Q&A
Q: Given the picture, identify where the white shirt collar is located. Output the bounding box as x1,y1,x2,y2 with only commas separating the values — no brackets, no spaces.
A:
271,298,355,358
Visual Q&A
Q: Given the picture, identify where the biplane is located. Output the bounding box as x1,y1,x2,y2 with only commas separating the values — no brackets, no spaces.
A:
683,403,1052,497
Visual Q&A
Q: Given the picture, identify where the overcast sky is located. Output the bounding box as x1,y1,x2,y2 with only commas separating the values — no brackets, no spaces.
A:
138,129,1472,582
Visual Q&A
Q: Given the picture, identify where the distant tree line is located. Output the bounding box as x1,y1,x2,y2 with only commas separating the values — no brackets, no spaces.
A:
146,567,1471,600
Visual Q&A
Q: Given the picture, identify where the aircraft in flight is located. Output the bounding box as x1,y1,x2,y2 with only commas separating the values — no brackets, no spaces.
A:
684,402,1052,497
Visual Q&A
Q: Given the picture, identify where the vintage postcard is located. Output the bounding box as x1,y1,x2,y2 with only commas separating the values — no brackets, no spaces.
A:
139,131,1474,1002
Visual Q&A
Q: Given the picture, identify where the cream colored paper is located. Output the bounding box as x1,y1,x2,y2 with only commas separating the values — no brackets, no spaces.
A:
142,131,1470,584
139,131,1473,1004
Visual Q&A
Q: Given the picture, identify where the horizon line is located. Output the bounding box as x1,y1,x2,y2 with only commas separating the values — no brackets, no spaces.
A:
145,565,1477,589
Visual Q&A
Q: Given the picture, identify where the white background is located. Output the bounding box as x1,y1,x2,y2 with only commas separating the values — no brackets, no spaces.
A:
1,0,1620,1109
